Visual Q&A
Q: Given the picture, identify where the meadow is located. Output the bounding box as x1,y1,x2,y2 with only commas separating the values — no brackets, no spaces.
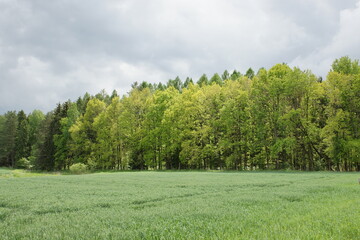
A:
0,169,359,239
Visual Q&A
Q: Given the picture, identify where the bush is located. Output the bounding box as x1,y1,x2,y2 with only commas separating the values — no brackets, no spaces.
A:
69,163,88,174
16,158,31,169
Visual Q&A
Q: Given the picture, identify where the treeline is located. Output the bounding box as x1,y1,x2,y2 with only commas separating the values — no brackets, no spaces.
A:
1,57,359,171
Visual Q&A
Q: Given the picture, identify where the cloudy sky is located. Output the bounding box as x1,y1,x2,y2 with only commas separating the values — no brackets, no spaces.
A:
1,0,360,113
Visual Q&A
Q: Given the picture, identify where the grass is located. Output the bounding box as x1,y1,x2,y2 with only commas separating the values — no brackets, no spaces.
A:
0,168,59,178
0,170,359,239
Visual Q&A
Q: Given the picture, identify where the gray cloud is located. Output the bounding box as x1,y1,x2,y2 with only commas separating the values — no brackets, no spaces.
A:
0,0,359,113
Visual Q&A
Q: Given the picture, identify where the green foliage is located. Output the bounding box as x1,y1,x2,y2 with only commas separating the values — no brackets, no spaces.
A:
93,97,125,170
34,112,54,170
183,77,193,88
37,103,69,171
28,110,45,155
14,110,30,164
221,70,230,80
16,157,31,169
245,67,255,79
167,76,182,91
230,70,241,80
0,111,17,167
331,56,360,75
0,167,56,178
70,98,106,166
209,73,223,85
2,57,360,171
54,103,79,170
69,163,88,174
197,74,209,86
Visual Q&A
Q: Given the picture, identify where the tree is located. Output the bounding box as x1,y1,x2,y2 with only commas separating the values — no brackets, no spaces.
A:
35,103,69,170
163,84,200,169
54,103,79,170
3,57,360,171
0,115,5,165
222,70,230,81
322,58,360,170
230,70,241,80
28,110,45,157
141,87,179,169
76,92,91,115
116,88,153,169
35,112,54,170
220,80,251,170
95,89,111,104
331,56,360,75
245,68,255,79
93,97,125,170
197,74,209,86
167,84,224,169
14,110,30,166
0,111,17,167
209,73,223,85
110,89,119,100
183,77,193,89
155,82,166,91
167,76,182,91
70,98,106,167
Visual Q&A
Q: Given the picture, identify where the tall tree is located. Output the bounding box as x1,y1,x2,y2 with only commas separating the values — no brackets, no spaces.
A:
0,112,17,167
245,68,255,79
54,103,79,170
220,79,251,170
230,70,241,80
35,112,54,170
118,88,152,169
222,70,230,81
141,87,179,169
0,115,5,165
28,110,45,157
209,73,223,85
93,97,126,170
322,57,360,170
183,77,194,89
14,110,30,166
331,56,360,75
197,74,209,87
167,76,182,91
70,98,106,167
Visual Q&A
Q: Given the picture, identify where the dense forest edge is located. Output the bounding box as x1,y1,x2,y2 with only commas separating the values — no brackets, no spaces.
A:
1,56,360,171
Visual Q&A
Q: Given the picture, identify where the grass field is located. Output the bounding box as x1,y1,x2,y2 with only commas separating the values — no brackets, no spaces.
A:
0,169,359,239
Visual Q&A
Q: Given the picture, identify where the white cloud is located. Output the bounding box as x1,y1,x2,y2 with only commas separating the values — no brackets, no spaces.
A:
0,0,359,113
289,0,360,77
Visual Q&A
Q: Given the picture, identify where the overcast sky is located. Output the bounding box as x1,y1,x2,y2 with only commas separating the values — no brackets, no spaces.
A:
1,0,360,113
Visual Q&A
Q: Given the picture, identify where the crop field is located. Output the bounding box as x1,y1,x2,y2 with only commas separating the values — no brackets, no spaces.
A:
0,170,359,239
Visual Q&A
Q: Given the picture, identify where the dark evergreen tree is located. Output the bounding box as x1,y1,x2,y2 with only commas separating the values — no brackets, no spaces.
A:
110,89,119,100
183,77,194,88
197,74,209,86
167,76,182,91
222,70,230,81
230,70,241,80
14,110,30,165
0,111,17,167
209,73,223,85
36,112,54,170
245,68,255,79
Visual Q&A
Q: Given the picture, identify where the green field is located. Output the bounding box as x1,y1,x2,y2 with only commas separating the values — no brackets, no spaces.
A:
0,170,359,239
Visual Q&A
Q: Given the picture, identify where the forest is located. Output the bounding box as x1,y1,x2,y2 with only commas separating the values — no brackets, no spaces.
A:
0,56,359,171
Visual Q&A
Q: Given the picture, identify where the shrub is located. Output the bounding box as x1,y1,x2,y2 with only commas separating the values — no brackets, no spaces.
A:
16,158,31,169
69,163,88,174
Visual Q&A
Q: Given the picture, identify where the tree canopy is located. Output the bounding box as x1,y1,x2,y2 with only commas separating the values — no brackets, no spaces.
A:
1,57,359,171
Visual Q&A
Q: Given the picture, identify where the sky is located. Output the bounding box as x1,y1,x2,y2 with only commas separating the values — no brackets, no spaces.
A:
1,0,360,113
